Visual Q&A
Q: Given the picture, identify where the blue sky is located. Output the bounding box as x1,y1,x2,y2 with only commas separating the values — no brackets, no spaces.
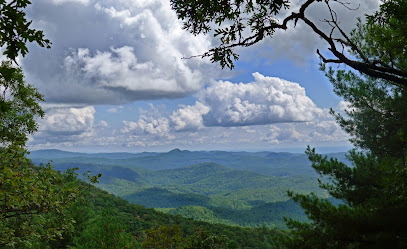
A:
22,0,380,153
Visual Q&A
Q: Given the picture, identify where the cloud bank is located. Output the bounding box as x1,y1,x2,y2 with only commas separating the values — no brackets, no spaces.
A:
22,0,360,151
24,0,219,105
198,73,324,127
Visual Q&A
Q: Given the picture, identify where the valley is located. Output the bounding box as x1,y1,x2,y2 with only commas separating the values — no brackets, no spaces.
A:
29,148,346,228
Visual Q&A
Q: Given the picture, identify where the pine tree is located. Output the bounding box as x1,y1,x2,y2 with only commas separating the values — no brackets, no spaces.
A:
285,1,407,248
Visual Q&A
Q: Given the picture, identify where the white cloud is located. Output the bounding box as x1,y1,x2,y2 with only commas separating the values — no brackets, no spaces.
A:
63,45,203,96
98,120,109,128
24,0,220,105
126,73,327,133
122,116,170,137
170,101,210,131
106,106,124,113
198,72,324,126
27,71,350,150
308,120,346,142
50,0,89,5
107,108,118,113
39,106,95,135
264,124,303,144
315,121,340,135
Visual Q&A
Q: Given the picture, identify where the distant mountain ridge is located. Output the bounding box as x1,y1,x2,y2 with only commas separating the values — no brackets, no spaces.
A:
28,148,348,228
29,149,159,160
29,148,349,177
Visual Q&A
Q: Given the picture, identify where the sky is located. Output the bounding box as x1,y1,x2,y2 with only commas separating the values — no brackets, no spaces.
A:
21,0,380,153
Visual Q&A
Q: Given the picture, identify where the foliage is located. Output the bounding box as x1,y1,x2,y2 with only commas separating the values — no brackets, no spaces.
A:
0,61,44,146
171,0,290,69
71,209,139,249
160,200,307,229
28,156,325,228
0,62,92,247
143,225,186,249
284,1,407,248
0,1,93,247
186,227,236,249
49,185,286,249
0,145,81,248
170,0,407,247
286,149,407,248
0,0,51,62
324,67,407,159
352,0,407,75
171,0,407,85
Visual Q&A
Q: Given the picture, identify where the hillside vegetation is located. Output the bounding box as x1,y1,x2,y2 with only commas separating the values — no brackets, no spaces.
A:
29,149,339,228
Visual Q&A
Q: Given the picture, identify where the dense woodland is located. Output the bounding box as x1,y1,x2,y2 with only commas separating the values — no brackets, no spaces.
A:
33,180,290,248
30,150,326,228
1,0,407,248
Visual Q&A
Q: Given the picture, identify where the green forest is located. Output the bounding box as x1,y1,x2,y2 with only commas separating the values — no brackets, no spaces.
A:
1,0,407,248
29,150,328,228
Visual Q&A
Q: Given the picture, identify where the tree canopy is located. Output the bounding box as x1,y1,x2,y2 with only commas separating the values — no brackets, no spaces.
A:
172,0,407,248
290,1,407,248
0,61,44,146
171,0,407,86
0,1,93,247
0,0,51,63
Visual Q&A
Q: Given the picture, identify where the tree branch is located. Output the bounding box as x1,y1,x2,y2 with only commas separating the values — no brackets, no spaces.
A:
182,0,407,86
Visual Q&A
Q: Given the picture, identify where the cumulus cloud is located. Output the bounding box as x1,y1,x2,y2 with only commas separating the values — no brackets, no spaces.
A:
262,118,347,145
32,106,96,146
27,71,350,151
24,0,219,105
170,101,210,131
22,0,363,151
198,72,324,127
121,116,170,137
127,73,326,132
308,120,346,142
98,120,109,128
264,124,303,144
50,0,89,5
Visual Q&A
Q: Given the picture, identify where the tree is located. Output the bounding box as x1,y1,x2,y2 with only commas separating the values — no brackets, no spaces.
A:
72,210,139,249
283,5,407,243
171,0,407,86
0,147,80,247
0,61,82,248
0,61,44,146
0,1,98,247
171,0,407,247
185,227,236,249
0,0,51,63
142,225,186,249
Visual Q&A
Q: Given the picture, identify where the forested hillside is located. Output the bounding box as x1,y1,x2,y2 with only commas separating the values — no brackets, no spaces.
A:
32,179,290,249
30,148,344,176
30,149,335,228
2,0,407,248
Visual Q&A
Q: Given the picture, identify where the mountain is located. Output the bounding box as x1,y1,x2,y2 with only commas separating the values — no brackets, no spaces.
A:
29,149,158,160
28,149,346,228
29,148,348,177
42,181,288,249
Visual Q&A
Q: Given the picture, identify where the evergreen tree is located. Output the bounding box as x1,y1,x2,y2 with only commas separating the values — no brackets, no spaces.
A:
285,1,407,248
171,0,407,247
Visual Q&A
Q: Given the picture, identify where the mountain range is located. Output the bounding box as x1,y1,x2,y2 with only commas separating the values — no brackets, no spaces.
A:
29,148,348,228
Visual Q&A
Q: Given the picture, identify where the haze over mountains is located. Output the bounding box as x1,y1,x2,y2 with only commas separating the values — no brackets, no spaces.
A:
29,149,348,228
